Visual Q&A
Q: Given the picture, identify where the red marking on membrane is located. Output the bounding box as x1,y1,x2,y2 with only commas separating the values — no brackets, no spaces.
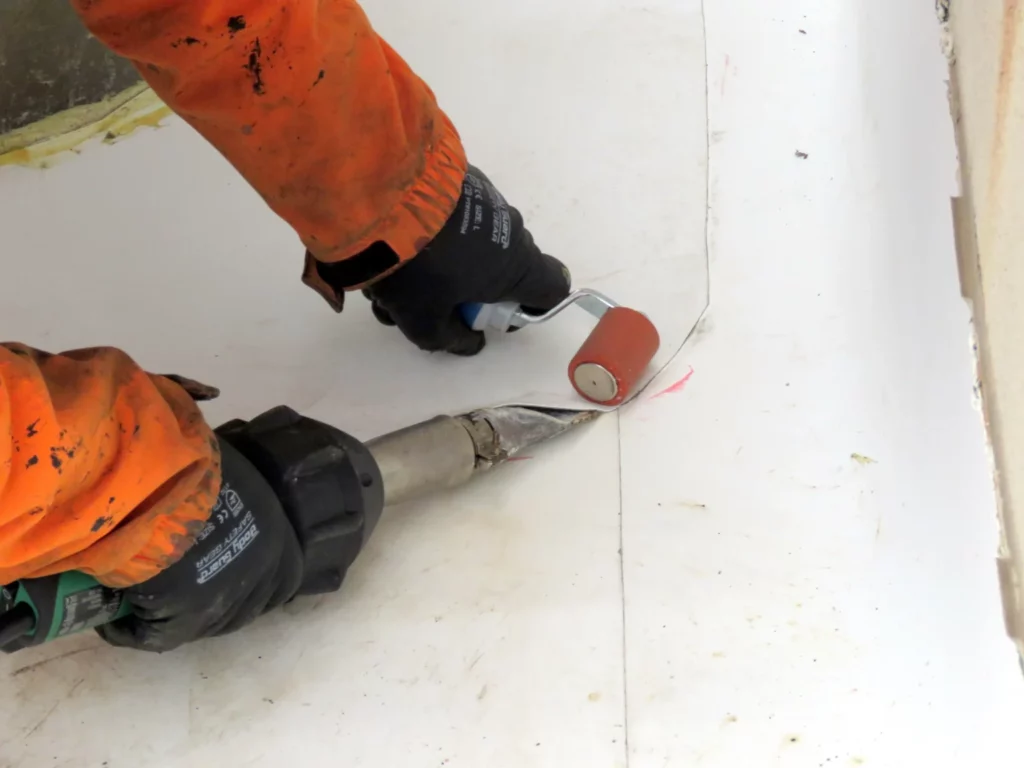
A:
650,366,695,399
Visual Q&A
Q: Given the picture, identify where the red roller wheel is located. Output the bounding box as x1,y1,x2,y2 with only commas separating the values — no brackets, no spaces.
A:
568,307,660,406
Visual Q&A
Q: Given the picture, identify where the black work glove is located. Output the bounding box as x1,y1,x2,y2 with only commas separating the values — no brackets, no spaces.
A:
96,436,303,652
320,165,571,356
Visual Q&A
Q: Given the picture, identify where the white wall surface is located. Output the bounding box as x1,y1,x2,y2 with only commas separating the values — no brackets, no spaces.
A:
2,1,1023,767
950,0,1024,655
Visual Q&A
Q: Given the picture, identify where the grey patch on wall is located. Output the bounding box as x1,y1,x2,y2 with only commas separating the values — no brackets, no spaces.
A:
936,0,954,64
0,0,142,135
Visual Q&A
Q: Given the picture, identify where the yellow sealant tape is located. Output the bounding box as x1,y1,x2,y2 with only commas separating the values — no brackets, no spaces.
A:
0,83,171,169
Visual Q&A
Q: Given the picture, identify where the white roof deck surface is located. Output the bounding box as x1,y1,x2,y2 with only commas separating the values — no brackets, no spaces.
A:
2,1,1022,766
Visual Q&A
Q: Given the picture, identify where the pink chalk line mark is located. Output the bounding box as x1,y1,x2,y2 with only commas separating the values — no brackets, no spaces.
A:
650,366,695,399
507,456,533,462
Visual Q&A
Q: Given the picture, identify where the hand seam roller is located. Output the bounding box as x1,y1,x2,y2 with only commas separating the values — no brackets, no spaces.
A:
461,290,661,406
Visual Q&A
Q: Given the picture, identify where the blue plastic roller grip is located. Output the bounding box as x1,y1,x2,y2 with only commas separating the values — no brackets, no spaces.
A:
460,302,485,331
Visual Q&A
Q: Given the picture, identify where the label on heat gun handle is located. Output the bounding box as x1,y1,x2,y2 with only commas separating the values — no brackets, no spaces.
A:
55,584,125,638
459,301,522,332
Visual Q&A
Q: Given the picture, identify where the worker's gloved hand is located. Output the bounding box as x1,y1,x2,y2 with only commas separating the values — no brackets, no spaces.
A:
318,165,571,356
95,437,303,652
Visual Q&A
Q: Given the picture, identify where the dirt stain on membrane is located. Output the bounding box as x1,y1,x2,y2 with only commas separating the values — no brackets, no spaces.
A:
850,453,877,465
11,647,97,677
676,500,707,509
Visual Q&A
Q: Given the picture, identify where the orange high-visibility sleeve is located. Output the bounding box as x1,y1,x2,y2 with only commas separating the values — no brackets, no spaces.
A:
0,345,221,588
71,0,468,280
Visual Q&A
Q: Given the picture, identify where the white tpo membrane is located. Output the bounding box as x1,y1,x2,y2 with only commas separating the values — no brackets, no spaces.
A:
0,0,707,439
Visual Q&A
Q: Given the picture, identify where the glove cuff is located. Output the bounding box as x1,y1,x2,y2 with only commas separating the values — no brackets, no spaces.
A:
301,250,347,312
216,407,385,596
